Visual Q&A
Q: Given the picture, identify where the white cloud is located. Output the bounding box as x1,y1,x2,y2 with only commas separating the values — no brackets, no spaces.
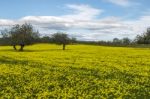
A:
62,4,103,20
18,4,104,31
19,16,127,32
125,15,150,35
105,0,131,7
20,16,74,30
0,19,15,26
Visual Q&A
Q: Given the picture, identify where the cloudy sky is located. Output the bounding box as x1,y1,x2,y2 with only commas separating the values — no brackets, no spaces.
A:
0,0,150,41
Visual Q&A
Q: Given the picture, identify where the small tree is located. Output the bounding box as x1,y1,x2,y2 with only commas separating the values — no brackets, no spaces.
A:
113,38,122,45
1,23,39,51
0,29,12,45
52,32,71,50
70,37,77,44
122,37,131,45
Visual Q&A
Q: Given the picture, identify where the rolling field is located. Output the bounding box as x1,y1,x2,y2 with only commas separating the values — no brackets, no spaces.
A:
0,44,150,98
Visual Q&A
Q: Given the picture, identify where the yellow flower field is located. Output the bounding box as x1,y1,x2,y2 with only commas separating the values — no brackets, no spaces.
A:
0,44,150,98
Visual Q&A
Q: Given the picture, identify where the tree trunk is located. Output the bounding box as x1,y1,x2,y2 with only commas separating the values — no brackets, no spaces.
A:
19,44,24,51
63,44,65,50
13,45,17,50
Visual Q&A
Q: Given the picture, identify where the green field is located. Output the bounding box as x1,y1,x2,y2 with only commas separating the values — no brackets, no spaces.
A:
0,44,150,98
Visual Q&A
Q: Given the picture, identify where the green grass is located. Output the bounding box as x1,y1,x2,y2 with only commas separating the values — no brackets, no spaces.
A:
0,44,150,98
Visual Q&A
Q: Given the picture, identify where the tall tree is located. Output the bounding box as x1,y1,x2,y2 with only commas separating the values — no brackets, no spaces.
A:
135,27,150,44
1,23,39,51
52,32,71,50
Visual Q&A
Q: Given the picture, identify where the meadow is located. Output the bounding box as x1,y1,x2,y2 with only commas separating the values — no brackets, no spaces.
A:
0,44,150,98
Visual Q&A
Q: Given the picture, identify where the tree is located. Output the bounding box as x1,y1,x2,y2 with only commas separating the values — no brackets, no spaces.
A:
40,36,53,43
122,37,131,45
70,37,77,44
135,27,150,44
51,32,71,50
113,38,122,45
0,29,11,45
1,23,39,51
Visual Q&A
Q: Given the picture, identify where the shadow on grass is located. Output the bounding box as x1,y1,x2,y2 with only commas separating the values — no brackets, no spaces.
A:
0,56,28,65
0,49,15,52
23,49,71,52
0,49,71,52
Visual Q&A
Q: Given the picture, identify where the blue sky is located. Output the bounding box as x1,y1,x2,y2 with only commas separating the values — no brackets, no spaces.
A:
0,0,150,40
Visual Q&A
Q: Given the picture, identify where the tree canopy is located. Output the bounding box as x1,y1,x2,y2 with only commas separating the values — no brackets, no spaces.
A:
1,23,39,51
51,33,71,50
135,27,150,44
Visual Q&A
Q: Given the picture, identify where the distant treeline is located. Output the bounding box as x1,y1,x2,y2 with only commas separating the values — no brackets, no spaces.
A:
77,37,132,47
